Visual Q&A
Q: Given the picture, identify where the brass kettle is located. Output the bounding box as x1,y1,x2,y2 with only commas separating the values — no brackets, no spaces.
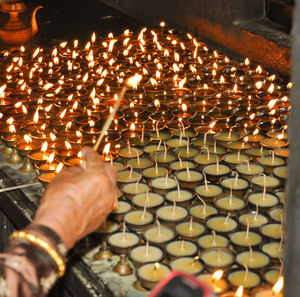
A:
0,1,42,45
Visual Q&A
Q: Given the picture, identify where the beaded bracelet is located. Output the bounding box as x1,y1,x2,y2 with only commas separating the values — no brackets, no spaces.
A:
10,230,66,277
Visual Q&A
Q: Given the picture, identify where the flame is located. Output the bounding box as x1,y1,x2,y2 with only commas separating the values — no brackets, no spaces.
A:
15,102,22,108
65,141,72,150
154,262,160,270
233,84,238,93
245,58,250,66
82,73,89,83
250,113,256,120
103,143,111,155
43,83,53,90
41,142,48,153
220,76,225,84
253,128,259,135
256,65,262,74
268,83,275,94
59,109,67,119
47,152,55,164
55,163,64,174
182,103,187,112
7,117,14,125
91,32,96,43
9,125,16,133
108,39,118,52
268,99,277,110
255,81,263,89
89,120,95,127
173,63,180,73
178,77,187,89
235,286,244,297
190,65,197,73
164,49,169,57
150,78,158,86
212,270,223,281
272,276,284,294
209,121,216,129
33,109,39,124
130,123,136,132
76,131,83,138
24,134,32,144
276,134,284,140
127,74,142,89
22,105,27,115
287,82,292,89
244,136,249,143
174,52,180,62
32,47,40,59
268,74,276,81
50,133,56,142
204,84,208,90
154,99,160,108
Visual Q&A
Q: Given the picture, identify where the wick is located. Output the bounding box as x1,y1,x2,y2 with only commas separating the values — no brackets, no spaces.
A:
127,141,131,154
165,171,169,184
260,173,267,195
254,203,259,221
234,171,239,186
145,240,149,256
110,154,113,166
249,245,253,259
154,156,158,174
146,189,150,201
189,216,193,230
172,199,176,215
229,187,233,205
203,171,209,191
228,129,232,139
181,121,186,137
157,139,162,151
174,176,181,197
245,217,250,240
180,240,185,250
163,140,167,160
156,218,161,236
179,127,183,141
197,194,207,214
243,264,249,281
217,248,222,262
122,221,126,238
224,212,231,224
186,165,191,179
270,149,275,164
178,153,183,168
128,164,133,178
214,140,217,153
212,230,217,245
141,125,145,143
141,200,147,220
179,132,183,145
237,150,241,161
204,132,208,145
279,233,284,251
156,120,160,138
280,214,284,233
245,159,250,172
202,146,210,160
136,149,140,165
216,156,220,171
135,174,142,191
260,145,263,154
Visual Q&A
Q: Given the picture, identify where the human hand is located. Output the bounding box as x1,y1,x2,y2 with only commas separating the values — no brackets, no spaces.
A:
32,146,117,250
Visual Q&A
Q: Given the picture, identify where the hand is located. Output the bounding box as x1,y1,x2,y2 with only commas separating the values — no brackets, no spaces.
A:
32,146,117,250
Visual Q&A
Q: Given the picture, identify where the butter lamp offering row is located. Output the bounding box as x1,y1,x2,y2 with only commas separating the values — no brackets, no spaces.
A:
0,22,288,296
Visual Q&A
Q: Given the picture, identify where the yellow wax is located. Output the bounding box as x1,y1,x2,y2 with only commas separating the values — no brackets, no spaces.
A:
119,147,143,158
258,156,285,166
143,226,175,243
245,134,265,142
239,213,268,228
124,210,153,226
254,288,283,297
138,263,170,282
269,207,284,222
29,152,49,161
174,129,196,138
215,132,240,141
166,138,188,148
156,205,188,221
197,274,228,294
229,231,262,246
227,141,251,150
39,163,58,171
95,220,119,234
174,147,199,158
113,162,126,172
130,245,163,263
247,147,269,157
166,240,198,257
127,157,152,169
194,153,219,165
260,138,287,148
224,153,249,164
262,242,282,259
170,160,195,171
275,191,286,203
191,138,213,147
151,177,177,189
264,269,280,284
204,164,231,176
248,192,278,207
171,257,203,274
111,200,131,214
251,175,280,189
176,170,203,182
143,144,164,154
236,251,270,269
175,222,205,237
123,183,149,195
221,177,249,190
142,167,167,178
198,234,228,249
261,224,282,239
201,249,234,267
190,205,217,220
207,216,238,232
108,232,139,248
155,152,176,163
274,147,289,158
118,170,140,182
152,131,172,140
207,145,227,155
215,196,246,211
165,190,193,202
195,184,223,198
132,193,164,208
236,163,264,175
228,270,261,288
273,166,287,179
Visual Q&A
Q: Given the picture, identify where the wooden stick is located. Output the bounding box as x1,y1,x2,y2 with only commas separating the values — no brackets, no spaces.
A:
0,182,39,193
93,86,127,151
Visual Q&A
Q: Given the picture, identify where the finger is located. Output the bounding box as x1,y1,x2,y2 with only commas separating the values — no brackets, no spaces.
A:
82,146,104,165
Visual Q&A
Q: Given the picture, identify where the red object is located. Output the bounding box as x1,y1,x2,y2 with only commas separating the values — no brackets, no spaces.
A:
148,271,213,297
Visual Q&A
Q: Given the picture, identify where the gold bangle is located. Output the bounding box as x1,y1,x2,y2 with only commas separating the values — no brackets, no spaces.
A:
10,230,66,277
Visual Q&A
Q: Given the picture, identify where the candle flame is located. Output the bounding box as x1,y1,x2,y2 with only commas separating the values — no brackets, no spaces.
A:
150,78,158,86
32,47,40,59
130,123,136,131
55,162,64,174
256,65,262,74
268,99,277,110
59,109,67,119
235,286,244,297
127,74,142,89
154,99,160,108
244,136,249,143
108,39,118,53
253,128,259,135
276,134,284,140
43,83,53,90
50,133,56,142
174,52,180,62
33,109,39,124
268,74,276,81
154,262,160,270
76,131,83,138
287,82,292,89
48,152,55,163
267,83,275,94
65,141,72,150
182,103,187,112
103,143,111,155
212,270,223,281
9,125,16,133
173,63,180,73
24,134,32,144
91,32,96,43
245,58,250,66
178,77,187,90
250,113,256,120
272,276,284,294
41,141,48,153
255,81,263,89
7,117,14,125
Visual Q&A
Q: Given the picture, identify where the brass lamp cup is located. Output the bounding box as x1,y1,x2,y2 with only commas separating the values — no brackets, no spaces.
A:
38,172,55,188
219,176,250,197
174,219,207,242
165,239,198,261
259,240,282,265
259,266,281,285
1,132,23,148
27,150,51,166
164,187,195,208
205,213,239,236
213,195,248,216
175,169,204,188
203,163,232,183
35,162,60,174
228,231,263,253
14,139,42,157
247,191,280,213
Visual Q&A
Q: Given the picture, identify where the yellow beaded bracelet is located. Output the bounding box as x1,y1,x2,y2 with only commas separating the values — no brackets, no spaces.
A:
10,230,66,277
